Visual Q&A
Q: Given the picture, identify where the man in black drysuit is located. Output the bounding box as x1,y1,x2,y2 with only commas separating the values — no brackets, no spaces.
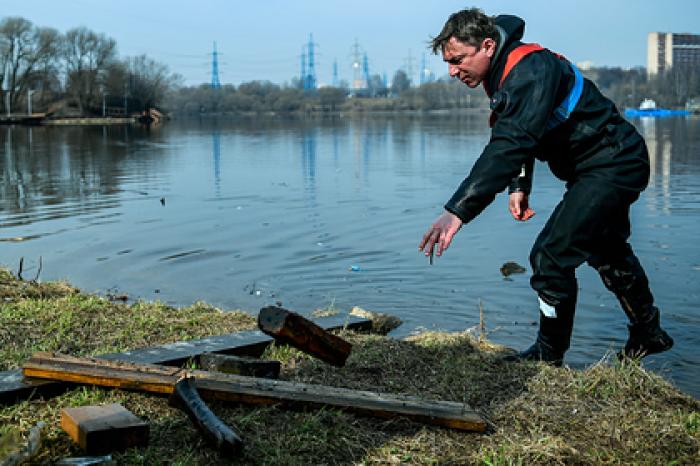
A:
419,8,673,365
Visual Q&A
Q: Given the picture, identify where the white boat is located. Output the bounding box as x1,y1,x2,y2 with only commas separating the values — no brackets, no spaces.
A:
639,98,657,111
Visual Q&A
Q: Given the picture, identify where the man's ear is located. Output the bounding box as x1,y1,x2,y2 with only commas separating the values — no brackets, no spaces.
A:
482,38,497,58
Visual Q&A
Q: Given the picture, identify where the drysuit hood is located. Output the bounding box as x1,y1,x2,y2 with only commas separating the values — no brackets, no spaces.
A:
492,15,525,63
485,15,526,94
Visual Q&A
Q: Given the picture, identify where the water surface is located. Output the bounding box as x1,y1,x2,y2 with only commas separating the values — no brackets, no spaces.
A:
1,114,698,397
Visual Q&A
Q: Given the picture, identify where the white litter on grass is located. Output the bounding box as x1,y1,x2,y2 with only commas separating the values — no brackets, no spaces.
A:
1,421,46,466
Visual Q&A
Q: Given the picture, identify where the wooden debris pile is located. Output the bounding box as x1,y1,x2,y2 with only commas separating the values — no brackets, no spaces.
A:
19,306,486,459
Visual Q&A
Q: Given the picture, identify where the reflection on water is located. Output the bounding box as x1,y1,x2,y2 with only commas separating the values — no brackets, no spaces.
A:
0,115,699,398
643,117,672,213
212,129,221,196
302,126,317,203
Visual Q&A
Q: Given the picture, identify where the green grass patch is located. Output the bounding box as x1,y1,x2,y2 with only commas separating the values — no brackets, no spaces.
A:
0,269,256,371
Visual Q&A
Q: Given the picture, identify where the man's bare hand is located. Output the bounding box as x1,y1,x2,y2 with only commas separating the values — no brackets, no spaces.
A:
509,192,535,221
419,211,463,259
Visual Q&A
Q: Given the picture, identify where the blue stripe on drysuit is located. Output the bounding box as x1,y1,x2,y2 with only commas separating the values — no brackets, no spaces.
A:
546,63,584,131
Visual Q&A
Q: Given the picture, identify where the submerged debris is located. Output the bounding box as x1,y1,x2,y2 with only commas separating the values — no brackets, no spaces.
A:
350,306,402,335
500,261,527,277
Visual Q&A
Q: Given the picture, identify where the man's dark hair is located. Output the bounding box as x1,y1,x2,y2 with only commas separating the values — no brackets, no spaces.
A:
430,8,497,55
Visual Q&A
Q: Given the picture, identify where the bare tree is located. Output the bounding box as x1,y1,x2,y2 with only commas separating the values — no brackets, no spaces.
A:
125,54,178,113
0,17,32,112
0,17,61,112
391,70,411,96
25,27,62,112
63,26,116,114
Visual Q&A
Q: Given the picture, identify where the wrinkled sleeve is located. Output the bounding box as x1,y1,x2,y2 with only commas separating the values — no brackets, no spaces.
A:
508,158,534,194
445,53,563,223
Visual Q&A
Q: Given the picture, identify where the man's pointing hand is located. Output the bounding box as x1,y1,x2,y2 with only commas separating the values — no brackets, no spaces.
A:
419,211,463,260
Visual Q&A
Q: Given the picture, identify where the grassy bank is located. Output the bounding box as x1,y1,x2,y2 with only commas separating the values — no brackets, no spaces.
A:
1,269,698,465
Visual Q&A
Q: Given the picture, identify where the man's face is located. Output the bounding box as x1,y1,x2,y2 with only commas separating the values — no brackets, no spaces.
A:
442,36,496,88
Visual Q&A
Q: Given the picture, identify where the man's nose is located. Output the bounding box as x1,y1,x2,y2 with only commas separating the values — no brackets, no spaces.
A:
448,64,459,77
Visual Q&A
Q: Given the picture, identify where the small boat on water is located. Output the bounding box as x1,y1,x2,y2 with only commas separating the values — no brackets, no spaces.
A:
686,98,700,115
624,98,689,118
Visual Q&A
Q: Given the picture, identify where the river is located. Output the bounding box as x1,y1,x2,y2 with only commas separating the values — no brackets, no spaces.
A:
1,114,698,397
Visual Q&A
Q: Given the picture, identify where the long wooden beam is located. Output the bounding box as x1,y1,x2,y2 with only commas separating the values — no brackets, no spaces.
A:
0,314,371,405
23,352,486,432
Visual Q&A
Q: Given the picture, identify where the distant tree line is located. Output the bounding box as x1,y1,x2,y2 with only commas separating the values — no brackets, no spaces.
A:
0,16,181,116
582,66,700,110
168,65,700,117
166,68,490,116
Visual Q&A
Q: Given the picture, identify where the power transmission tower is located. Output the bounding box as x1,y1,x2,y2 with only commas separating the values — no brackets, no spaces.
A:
404,49,415,86
362,53,371,95
305,34,317,91
420,53,434,85
350,39,364,92
211,42,221,89
332,59,339,87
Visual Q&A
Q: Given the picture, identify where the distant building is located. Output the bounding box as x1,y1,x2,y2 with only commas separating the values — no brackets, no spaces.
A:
647,32,700,77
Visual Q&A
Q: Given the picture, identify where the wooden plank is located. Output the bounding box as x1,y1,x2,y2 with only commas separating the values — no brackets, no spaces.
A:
22,353,486,432
102,313,368,365
0,314,371,405
258,306,352,367
0,369,74,404
200,353,280,379
169,376,243,455
61,403,149,454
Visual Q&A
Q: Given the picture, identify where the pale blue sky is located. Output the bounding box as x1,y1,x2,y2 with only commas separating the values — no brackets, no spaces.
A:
4,0,699,86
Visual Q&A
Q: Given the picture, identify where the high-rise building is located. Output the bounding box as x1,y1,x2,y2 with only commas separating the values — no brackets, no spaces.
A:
647,32,700,77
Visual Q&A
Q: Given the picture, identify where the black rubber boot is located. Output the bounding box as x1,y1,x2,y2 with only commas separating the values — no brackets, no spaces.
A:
622,305,674,359
510,332,565,367
596,257,673,359
505,299,575,367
